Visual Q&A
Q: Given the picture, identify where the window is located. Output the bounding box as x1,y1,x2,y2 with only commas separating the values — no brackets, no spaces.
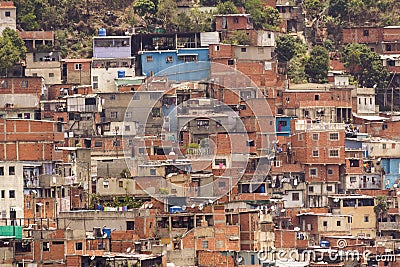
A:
241,47,247,52
219,181,226,187
312,150,319,157
166,56,173,63
93,76,99,90
26,202,31,209
364,216,369,222
382,143,387,149
329,133,339,140
246,140,255,146
350,176,357,183
119,180,123,188
0,167,3,176
110,112,117,119
202,241,209,249
178,55,197,62
215,45,220,51
310,168,317,176
329,149,339,157
9,166,15,175
5,11,10,17
215,159,226,167
1,81,7,88
312,133,319,141
94,141,103,147
24,113,30,119
125,125,130,131
309,186,314,193
350,159,359,167
227,59,234,65
1,190,4,198
278,121,287,127
363,30,369,36
138,147,145,154
125,112,132,118
323,221,328,227
233,17,239,23
103,181,109,188
127,221,135,230
386,44,392,51
43,242,50,251
314,95,320,100
348,217,352,223
75,242,83,250
9,190,15,198
327,169,333,175
292,192,300,201
22,81,28,88
49,73,54,78
298,133,303,141
150,169,156,175
146,56,153,62
74,63,82,70
110,94,116,100
327,185,333,192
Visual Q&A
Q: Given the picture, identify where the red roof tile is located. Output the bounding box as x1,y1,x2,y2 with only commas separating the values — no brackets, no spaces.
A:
19,31,54,40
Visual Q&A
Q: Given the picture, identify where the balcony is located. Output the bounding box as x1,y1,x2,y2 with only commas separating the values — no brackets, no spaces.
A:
379,222,400,231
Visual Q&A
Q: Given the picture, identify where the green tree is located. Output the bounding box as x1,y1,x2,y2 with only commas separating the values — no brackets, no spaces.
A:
176,12,192,32
275,35,298,62
189,8,214,32
217,1,238,14
156,0,178,31
374,195,389,236
245,0,281,30
0,28,27,76
288,55,307,84
134,0,157,27
224,30,253,45
342,43,388,88
305,45,329,83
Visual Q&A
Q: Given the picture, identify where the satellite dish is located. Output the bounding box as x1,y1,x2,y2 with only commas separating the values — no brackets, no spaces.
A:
126,247,131,253
103,233,108,238
148,203,153,209
191,204,196,209
333,198,340,202
198,204,204,210
270,206,276,211
281,209,286,213
90,255,95,260
182,206,187,211
294,227,301,232
208,199,213,204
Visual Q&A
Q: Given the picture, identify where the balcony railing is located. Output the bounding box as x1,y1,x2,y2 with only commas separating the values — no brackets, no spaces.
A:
379,222,400,231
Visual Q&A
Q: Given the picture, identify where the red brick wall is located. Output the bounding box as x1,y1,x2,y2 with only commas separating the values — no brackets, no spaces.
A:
342,27,383,44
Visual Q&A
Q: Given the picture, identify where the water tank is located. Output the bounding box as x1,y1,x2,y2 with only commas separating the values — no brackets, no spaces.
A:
98,28,106,36
169,206,182,213
320,241,330,248
117,70,126,78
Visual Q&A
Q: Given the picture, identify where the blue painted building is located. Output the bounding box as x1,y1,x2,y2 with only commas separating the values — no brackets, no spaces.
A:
381,158,400,189
276,116,291,136
140,48,210,81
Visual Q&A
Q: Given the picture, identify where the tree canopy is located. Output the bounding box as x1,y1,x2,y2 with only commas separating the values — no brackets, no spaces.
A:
305,45,329,83
342,43,388,88
216,1,238,14
0,28,27,76
275,35,305,63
